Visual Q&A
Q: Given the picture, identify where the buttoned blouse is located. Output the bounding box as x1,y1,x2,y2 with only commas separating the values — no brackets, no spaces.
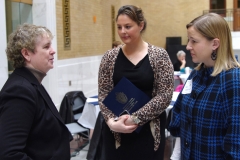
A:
169,66,240,159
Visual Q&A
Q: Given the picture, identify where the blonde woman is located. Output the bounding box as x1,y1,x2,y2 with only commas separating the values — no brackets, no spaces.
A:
169,13,240,159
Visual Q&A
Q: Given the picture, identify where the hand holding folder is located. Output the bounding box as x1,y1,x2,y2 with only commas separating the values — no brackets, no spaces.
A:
103,77,150,132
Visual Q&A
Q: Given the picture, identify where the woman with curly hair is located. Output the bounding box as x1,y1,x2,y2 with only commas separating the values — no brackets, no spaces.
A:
0,24,72,160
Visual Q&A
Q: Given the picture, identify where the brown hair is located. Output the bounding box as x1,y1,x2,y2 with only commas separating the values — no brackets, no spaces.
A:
112,41,122,48
116,5,147,33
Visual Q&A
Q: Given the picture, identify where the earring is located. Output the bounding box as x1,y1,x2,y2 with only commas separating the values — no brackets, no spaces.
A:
211,50,217,60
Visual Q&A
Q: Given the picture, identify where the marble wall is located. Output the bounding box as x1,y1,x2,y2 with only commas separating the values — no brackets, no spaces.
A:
0,0,8,90
232,32,240,62
232,32,240,50
57,55,102,110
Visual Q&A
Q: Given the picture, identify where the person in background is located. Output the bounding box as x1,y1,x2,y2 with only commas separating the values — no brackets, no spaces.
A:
169,13,240,159
112,40,122,48
98,5,174,160
173,50,186,72
0,24,72,159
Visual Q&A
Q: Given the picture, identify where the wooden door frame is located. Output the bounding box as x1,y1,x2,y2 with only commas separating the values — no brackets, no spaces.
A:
234,0,238,8
234,0,240,31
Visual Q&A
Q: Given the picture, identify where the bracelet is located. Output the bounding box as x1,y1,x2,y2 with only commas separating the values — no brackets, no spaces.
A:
131,115,141,124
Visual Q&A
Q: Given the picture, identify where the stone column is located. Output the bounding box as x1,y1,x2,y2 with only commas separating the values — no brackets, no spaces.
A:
0,0,8,90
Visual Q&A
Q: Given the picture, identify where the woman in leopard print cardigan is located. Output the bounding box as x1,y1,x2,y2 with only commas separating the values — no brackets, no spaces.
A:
98,5,174,160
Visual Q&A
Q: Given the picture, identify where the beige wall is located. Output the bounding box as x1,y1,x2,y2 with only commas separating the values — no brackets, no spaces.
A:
56,0,120,59
117,0,209,48
56,0,209,59
227,0,234,9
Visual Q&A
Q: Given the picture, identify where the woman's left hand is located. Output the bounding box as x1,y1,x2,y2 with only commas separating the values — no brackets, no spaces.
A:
107,115,137,133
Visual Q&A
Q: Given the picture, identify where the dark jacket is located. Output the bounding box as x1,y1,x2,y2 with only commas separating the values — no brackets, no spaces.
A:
0,67,72,160
173,59,182,71
86,112,105,160
59,91,86,124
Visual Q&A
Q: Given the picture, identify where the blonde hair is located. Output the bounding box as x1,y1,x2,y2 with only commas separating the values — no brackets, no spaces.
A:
186,13,240,76
6,23,53,68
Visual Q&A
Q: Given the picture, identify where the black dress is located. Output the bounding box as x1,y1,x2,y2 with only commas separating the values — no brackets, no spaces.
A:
100,49,166,160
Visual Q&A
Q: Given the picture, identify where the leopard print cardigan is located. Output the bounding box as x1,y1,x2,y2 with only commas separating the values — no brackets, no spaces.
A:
98,43,174,151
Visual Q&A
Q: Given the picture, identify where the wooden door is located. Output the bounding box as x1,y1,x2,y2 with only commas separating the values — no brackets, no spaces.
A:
234,0,240,31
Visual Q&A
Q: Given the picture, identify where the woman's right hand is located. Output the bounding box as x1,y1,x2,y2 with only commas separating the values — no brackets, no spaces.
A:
107,115,137,133
181,59,186,65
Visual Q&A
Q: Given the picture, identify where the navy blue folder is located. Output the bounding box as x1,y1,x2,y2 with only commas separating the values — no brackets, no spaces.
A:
103,77,150,132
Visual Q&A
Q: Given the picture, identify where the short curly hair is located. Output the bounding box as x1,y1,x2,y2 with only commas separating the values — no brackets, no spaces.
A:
6,23,53,68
